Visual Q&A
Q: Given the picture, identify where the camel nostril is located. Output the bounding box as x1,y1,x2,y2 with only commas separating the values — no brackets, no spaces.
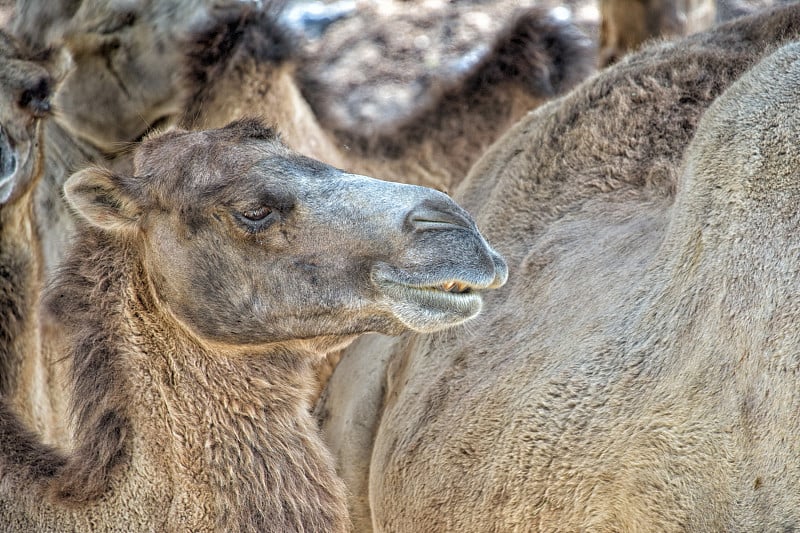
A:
406,198,474,232
19,77,53,119
489,252,509,289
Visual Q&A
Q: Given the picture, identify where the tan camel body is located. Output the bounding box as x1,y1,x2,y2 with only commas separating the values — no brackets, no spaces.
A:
0,118,506,531
318,6,800,530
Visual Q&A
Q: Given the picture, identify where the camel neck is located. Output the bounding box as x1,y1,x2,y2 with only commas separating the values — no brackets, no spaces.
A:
46,233,349,530
144,345,348,531
131,269,349,531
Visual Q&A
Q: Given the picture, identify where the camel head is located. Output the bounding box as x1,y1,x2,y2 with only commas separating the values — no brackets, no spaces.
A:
63,119,507,351
38,0,213,153
0,33,65,205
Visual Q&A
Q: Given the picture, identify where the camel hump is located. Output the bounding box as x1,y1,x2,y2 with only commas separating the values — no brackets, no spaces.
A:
683,42,800,208
659,42,800,286
474,6,595,98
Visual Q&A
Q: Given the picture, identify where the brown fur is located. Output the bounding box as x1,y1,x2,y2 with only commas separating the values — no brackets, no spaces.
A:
318,5,800,530
0,118,506,531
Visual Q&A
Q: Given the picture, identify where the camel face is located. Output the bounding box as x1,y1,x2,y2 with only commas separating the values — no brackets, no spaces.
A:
65,119,507,347
0,33,55,204
49,0,207,152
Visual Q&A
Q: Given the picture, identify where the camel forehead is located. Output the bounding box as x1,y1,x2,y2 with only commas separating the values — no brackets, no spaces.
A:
134,121,309,201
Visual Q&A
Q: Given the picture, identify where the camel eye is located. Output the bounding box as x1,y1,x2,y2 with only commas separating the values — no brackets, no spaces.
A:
234,206,277,233
242,206,272,221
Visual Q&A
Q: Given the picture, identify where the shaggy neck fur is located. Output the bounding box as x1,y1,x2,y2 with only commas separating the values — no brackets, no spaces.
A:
2,226,350,531
127,274,350,532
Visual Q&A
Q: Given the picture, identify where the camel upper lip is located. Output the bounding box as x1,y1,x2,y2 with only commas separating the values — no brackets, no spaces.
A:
373,271,494,296
376,275,483,311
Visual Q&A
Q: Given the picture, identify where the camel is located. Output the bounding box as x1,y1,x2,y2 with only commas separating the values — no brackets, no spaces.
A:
0,31,62,433
180,3,595,193
9,0,217,154
316,5,800,530
0,117,507,531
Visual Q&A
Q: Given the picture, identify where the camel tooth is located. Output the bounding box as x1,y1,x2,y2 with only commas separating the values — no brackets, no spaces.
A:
441,281,455,292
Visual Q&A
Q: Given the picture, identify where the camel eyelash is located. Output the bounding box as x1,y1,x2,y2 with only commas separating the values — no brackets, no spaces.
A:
233,207,279,233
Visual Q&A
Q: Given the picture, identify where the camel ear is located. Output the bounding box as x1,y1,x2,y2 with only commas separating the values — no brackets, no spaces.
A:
64,167,141,233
